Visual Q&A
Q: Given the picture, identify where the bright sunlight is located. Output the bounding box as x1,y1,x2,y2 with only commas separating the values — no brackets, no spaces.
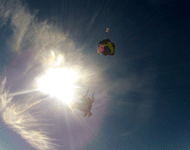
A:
37,68,78,105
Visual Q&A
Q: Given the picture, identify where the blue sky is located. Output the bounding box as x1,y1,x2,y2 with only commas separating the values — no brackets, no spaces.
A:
0,0,190,150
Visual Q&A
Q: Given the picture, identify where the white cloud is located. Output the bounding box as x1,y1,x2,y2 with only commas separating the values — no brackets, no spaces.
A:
108,67,157,96
0,75,58,150
0,0,77,149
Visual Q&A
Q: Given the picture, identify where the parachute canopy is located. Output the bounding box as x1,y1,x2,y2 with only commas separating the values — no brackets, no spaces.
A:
97,39,115,56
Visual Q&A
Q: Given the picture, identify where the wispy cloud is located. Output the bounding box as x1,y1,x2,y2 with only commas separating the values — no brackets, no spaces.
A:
108,66,157,96
0,0,34,52
0,0,106,149
0,0,76,55
0,76,58,150
0,0,77,149
116,101,152,108
120,128,139,137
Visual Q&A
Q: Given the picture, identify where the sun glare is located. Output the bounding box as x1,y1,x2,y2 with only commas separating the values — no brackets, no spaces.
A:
37,68,78,104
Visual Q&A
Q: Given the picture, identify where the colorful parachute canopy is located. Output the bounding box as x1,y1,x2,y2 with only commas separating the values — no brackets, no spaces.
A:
97,39,115,56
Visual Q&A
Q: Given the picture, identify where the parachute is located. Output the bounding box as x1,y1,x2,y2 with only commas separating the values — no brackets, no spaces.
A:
97,28,115,56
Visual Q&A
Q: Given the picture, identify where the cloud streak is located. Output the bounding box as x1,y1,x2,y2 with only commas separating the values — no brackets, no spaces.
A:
0,75,58,150
0,0,107,149
0,0,77,149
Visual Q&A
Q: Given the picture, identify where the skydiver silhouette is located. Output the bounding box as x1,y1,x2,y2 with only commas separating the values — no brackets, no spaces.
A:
72,89,95,118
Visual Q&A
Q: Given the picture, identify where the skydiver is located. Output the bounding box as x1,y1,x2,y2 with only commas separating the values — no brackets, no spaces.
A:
71,89,95,118
83,96,94,117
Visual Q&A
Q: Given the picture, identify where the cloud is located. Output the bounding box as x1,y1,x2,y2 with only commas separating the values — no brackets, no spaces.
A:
0,77,12,111
0,0,14,27
116,101,152,108
0,0,75,55
9,1,35,52
108,67,157,96
0,0,77,149
0,0,106,150
120,129,138,137
0,75,58,150
0,0,34,52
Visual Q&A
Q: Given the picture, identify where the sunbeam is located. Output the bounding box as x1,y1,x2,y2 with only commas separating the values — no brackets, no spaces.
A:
37,67,78,105
0,0,107,150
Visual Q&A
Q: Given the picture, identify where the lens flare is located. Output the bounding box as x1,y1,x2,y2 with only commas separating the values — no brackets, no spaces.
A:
37,68,78,105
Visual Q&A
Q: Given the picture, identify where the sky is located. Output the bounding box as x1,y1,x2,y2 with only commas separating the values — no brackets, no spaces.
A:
0,0,190,150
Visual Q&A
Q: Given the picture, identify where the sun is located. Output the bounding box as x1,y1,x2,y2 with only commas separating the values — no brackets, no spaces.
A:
37,68,78,105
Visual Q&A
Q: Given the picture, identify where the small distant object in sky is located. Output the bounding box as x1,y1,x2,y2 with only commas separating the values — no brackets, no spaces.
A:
106,28,110,33
70,88,95,118
97,28,115,56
